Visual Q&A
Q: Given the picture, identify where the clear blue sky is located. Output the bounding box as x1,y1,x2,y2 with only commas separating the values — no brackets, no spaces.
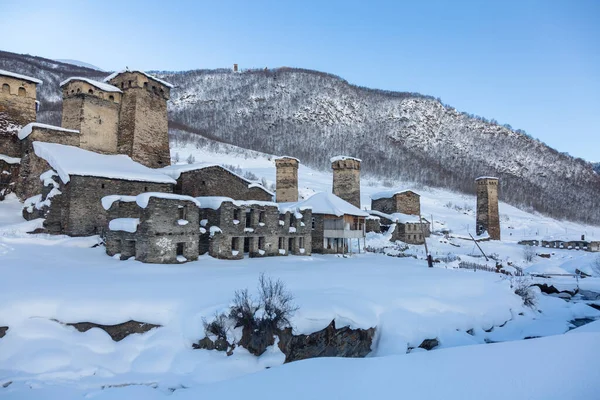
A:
2,0,598,161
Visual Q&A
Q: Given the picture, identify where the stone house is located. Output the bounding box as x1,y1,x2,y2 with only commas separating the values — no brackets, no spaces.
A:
589,242,600,252
371,189,421,216
294,192,368,254
163,163,273,201
197,196,312,260
368,210,430,245
24,142,175,236
104,193,201,263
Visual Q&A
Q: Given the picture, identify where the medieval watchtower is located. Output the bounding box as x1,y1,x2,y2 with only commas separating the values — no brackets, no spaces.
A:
275,156,299,203
0,70,41,157
106,70,172,168
331,156,361,208
60,78,122,154
476,177,500,240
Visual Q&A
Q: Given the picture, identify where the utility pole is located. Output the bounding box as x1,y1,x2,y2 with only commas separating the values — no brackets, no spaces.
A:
421,216,433,268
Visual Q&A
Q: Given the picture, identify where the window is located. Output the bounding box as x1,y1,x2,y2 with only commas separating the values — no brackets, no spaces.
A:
101,183,105,189
259,211,265,224
279,237,285,250
299,237,304,249
179,206,187,220
231,237,239,251
290,214,296,227
77,88,81,93
288,237,294,251
201,180,206,186
88,89,94,95
258,237,265,250
109,95,115,101
176,242,185,256
1,84,9,93
144,186,148,192
144,82,148,89
233,208,240,221
245,209,253,228
128,80,132,87
18,87,26,97
121,82,125,89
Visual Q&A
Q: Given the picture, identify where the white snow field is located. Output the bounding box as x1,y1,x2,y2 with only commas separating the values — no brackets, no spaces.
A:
0,139,599,399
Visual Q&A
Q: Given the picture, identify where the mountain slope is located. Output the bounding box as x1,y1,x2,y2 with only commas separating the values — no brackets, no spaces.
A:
1,51,598,224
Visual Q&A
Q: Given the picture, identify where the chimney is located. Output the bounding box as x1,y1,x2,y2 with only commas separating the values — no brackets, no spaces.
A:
275,156,299,203
331,156,361,208
233,64,238,72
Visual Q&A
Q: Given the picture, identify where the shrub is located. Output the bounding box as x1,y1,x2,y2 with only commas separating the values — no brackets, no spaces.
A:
510,276,536,308
202,311,229,341
523,246,536,262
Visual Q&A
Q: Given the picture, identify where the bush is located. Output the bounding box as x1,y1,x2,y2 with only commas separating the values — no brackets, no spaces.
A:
202,311,229,341
186,154,196,164
523,246,536,262
510,276,536,308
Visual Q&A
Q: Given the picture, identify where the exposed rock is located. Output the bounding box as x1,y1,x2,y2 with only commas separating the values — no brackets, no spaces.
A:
65,320,161,342
239,323,278,357
193,336,231,352
0,326,7,338
277,320,375,363
2,381,12,388
579,290,600,301
537,253,551,259
532,283,578,297
418,338,439,350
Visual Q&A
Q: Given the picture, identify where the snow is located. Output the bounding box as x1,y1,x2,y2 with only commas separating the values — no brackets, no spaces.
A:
134,193,201,209
59,77,122,93
475,176,499,181
258,249,265,255
289,227,296,233
108,218,140,233
371,188,419,200
209,226,222,236
195,196,278,210
330,155,361,163
273,155,300,162
369,209,422,224
101,195,137,211
17,123,79,140
0,154,20,164
32,142,176,184
0,68,42,84
295,191,369,217
278,249,286,254
176,255,187,262
103,69,174,88
177,219,189,226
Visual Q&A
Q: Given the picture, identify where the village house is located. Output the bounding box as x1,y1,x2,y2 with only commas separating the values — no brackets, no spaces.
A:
23,142,175,236
197,196,312,260
163,163,273,201
368,210,430,245
371,189,421,216
103,193,201,263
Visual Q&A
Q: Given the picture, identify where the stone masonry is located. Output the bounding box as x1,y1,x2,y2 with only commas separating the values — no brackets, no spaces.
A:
275,157,299,203
476,177,500,240
107,71,171,168
332,156,361,209
61,79,122,154
371,190,421,216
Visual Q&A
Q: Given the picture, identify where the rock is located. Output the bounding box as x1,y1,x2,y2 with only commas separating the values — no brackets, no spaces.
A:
418,338,439,350
65,320,161,342
0,326,7,339
532,284,577,297
537,253,551,259
192,336,231,352
579,290,600,301
277,320,375,363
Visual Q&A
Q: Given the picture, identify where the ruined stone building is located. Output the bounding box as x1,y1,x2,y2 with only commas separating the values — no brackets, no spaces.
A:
23,142,174,236
476,177,500,240
331,156,361,209
163,163,273,201
371,189,421,216
197,197,312,260
104,193,201,263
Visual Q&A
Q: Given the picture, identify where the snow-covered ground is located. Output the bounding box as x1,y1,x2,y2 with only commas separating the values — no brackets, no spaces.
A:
1,140,599,399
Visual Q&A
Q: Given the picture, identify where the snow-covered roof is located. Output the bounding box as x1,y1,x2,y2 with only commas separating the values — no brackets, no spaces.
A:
104,69,174,88
0,154,21,164
18,123,79,140
274,156,300,162
368,210,422,224
475,176,499,181
32,142,177,185
60,77,122,93
370,189,420,200
0,69,42,85
330,155,362,163
295,192,369,217
195,196,278,210
162,163,274,196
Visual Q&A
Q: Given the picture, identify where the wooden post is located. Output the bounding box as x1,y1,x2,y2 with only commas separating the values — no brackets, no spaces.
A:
469,233,489,261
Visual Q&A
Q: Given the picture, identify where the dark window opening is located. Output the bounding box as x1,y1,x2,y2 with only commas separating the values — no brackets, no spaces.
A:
201,181,206,186
128,80,132,87
243,237,251,253
18,87,26,97
109,95,115,101
144,186,148,192
232,237,239,251
288,238,294,251
279,237,285,250
299,237,304,249
1,84,9,93
259,211,265,224
121,82,125,88
258,237,265,250
245,210,253,228
101,183,105,189
312,217,315,230
177,242,185,256
233,209,240,221
144,82,148,89
179,206,186,220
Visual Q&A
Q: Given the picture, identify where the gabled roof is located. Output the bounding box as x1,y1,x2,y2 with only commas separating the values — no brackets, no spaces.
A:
60,77,122,93
104,69,174,88
33,142,176,185
295,192,369,217
0,69,42,85
370,189,420,200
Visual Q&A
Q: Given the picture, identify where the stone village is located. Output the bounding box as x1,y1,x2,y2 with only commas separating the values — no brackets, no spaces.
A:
1,67,587,264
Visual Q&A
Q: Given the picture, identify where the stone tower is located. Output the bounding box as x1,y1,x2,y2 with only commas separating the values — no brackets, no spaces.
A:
106,70,172,168
476,177,500,240
331,156,361,208
0,70,41,157
61,78,122,154
275,156,299,202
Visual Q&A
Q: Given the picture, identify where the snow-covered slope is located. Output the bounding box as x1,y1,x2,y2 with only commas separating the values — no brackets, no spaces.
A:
54,59,105,72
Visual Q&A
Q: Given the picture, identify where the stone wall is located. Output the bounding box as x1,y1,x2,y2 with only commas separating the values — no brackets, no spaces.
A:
275,157,299,202
0,75,37,127
370,197,395,215
175,166,273,201
109,72,170,168
0,157,19,199
61,81,121,154
391,222,429,245
332,158,361,208
371,191,421,216
0,131,21,158
476,178,500,240
365,217,381,233
16,126,80,200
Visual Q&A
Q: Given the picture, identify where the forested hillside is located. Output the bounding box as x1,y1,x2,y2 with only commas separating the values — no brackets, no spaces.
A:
1,51,598,224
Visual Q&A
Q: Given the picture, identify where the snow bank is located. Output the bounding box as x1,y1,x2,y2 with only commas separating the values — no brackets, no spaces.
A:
18,123,79,140
59,77,122,93
103,69,174,88
371,188,419,200
32,142,176,184
0,154,20,164
108,218,140,233
0,68,42,84
295,192,369,217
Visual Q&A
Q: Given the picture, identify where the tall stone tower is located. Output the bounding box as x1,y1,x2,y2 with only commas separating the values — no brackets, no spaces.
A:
61,78,122,154
331,155,361,208
106,70,172,168
0,70,41,157
275,156,299,203
476,177,500,240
